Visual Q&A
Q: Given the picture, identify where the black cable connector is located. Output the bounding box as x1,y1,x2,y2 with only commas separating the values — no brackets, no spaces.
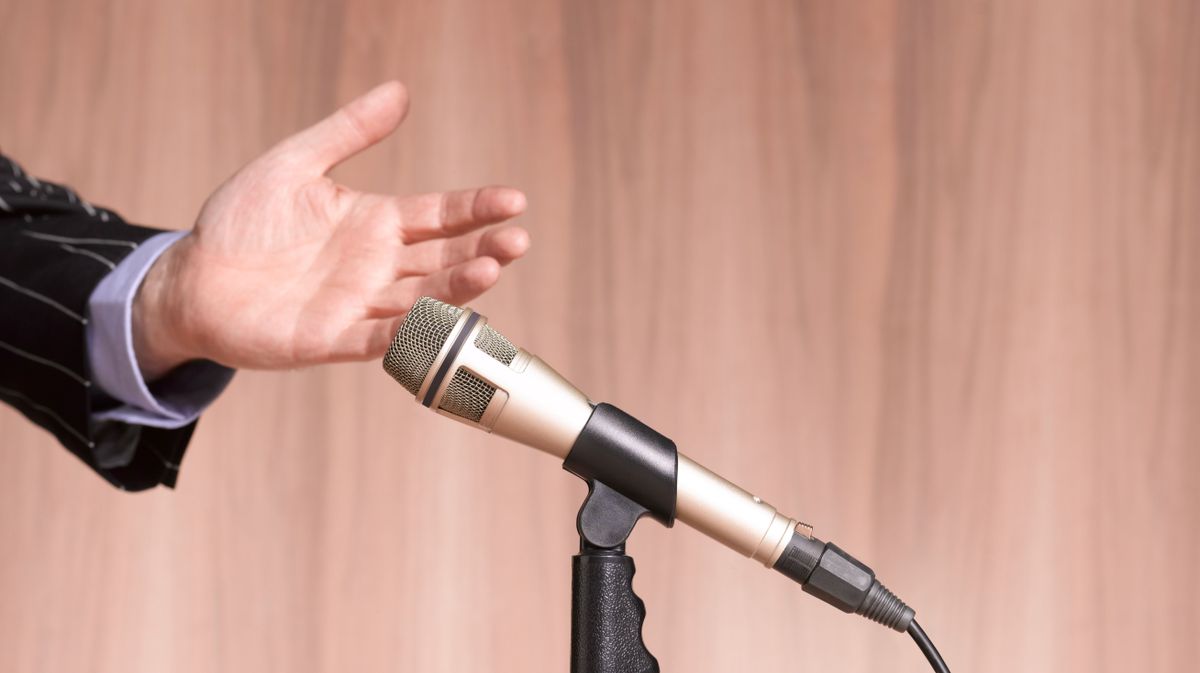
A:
772,531,951,671
772,532,914,631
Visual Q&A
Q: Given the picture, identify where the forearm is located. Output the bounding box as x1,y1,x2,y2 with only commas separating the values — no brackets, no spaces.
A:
88,230,234,429
130,235,201,380
0,153,219,489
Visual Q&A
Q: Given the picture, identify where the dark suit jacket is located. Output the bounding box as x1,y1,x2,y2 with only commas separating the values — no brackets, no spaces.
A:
0,154,193,490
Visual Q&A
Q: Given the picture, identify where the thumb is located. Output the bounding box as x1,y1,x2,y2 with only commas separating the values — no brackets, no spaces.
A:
276,80,409,175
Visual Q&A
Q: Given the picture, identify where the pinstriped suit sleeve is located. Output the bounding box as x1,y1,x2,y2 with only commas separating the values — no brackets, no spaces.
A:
0,154,210,490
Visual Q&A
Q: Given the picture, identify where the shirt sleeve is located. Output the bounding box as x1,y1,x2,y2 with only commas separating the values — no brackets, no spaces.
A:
86,230,235,428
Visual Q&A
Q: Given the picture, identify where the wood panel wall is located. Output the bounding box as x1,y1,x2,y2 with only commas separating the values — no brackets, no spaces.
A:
2,2,1197,671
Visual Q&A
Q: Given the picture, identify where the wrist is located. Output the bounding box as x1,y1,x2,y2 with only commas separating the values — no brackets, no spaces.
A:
132,237,202,380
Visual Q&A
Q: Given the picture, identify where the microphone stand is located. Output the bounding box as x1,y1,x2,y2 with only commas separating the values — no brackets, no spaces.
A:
562,404,679,673
571,481,659,673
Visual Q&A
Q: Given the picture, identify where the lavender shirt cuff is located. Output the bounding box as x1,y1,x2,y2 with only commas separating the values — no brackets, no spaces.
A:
87,231,234,429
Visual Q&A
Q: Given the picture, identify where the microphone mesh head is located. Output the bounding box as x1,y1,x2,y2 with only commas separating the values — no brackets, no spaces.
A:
383,296,523,423
439,369,498,422
383,297,464,395
473,323,518,365
438,324,518,421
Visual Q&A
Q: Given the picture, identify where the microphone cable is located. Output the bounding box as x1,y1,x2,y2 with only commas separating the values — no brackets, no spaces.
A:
908,620,951,673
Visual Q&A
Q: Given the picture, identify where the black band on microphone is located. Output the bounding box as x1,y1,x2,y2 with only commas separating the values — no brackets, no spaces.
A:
422,311,481,408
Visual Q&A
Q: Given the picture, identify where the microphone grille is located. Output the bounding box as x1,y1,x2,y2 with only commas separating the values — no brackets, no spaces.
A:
473,323,518,365
383,296,464,395
437,323,518,421
439,368,498,422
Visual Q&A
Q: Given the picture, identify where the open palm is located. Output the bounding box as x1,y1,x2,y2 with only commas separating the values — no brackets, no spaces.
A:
136,82,529,375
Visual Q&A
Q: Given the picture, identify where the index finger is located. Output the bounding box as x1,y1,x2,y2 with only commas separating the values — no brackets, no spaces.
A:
398,187,527,243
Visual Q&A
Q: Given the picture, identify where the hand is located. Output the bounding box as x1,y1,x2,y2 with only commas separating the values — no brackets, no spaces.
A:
132,81,530,378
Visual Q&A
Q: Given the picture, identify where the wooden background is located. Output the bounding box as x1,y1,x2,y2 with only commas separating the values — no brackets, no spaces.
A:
2,1,1198,671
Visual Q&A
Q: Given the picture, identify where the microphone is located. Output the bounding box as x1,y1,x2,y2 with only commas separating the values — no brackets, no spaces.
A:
382,296,917,632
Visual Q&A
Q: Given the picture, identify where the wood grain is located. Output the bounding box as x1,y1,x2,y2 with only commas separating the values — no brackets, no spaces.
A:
2,1,1198,671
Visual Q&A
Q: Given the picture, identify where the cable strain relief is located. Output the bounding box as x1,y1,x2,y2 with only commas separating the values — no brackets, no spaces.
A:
858,580,915,632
